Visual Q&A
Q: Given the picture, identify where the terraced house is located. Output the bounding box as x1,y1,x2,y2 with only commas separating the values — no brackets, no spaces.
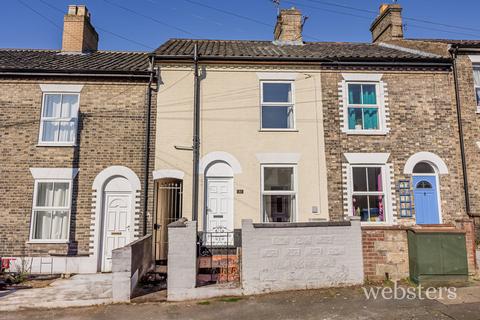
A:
0,3,477,296
0,5,156,274
154,6,476,283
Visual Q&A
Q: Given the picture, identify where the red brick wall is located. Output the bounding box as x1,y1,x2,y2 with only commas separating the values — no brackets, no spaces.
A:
362,227,409,282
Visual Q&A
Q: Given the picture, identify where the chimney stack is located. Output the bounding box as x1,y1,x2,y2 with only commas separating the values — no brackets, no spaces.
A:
370,4,404,43
274,7,304,45
62,5,98,53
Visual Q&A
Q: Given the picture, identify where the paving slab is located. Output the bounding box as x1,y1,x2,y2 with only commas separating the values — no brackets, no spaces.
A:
0,273,112,311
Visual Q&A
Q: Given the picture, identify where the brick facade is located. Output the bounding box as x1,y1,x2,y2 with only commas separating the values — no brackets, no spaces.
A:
0,77,156,260
321,68,469,225
362,227,409,281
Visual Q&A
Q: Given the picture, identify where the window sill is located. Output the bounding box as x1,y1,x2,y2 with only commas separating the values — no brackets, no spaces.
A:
360,222,394,227
343,130,389,136
476,107,480,114
26,240,70,244
36,143,77,147
259,129,299,132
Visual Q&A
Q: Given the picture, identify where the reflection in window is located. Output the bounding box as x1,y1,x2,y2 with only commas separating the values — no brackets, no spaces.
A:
261,82,294,129
416,180,432,189
262,166,296,222
347,83,379,131
412,162,435,174
351,166,385,222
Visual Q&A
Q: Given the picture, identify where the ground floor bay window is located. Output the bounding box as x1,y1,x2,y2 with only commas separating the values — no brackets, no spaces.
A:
261,165,296,222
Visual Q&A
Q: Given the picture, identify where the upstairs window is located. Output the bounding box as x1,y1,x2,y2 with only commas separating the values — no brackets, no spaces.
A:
347,83,380,131
261,82,295,129
473,67,480,107
39,93,79,145
31,180,71,241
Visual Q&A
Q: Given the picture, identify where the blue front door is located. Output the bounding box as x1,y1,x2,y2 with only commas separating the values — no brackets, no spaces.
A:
413,175,440,224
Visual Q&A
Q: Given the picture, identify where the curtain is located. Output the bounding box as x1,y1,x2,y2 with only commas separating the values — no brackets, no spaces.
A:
473,69,480,86
53,183,68,207
362,84,377,104
51,211,68,239
34,211,52,239
348,108,362,129
363,108,378,130
44,94,61,117
36,182,54,206
58,121,75,142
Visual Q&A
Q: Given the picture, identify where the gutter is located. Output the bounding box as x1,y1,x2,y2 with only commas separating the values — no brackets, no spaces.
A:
143,55,158,235
154,54,452,67
450,45,472,217
0,71,151,78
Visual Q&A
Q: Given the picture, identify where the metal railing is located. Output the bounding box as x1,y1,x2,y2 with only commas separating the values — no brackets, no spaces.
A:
197,227,240,285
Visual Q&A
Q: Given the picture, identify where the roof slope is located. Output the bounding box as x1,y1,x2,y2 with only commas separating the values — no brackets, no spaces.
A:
155,39,449,63
409,39,480,48
0,49,151,75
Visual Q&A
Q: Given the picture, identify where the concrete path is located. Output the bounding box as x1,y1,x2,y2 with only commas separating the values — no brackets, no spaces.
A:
0,274,112,311
1,285,480,320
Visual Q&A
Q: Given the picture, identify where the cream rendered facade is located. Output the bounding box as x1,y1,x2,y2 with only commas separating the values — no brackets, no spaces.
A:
154,64,329,229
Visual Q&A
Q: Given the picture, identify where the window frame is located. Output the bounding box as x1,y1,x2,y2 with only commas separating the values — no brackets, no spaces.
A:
348,164,390,224
260,164,298,222
473,66,480,112
260,80,296,131
343,81,386,135
29,179,72,243
38,92,80,146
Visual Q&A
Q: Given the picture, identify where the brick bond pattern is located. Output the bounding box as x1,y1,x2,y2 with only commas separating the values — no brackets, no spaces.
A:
0,77,156,257
322,69,468,224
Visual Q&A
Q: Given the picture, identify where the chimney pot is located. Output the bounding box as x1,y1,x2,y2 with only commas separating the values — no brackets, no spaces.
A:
62,5,98,53
273,8,304,45
370,3,404,43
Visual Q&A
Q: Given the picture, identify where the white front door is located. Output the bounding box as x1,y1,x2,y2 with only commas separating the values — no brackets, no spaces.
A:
102,193,131,272
205,178,234,245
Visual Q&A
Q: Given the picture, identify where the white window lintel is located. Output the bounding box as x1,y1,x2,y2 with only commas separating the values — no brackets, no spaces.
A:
342,73,383,82
40,84,84,93
344,153,390,164
468,55,480,64
30,168,79,180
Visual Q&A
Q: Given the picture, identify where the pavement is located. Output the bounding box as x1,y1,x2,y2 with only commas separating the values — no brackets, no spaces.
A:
1,284,480,320
0,274,112,311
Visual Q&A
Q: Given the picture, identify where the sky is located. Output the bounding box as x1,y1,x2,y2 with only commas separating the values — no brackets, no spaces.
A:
3,0,480,52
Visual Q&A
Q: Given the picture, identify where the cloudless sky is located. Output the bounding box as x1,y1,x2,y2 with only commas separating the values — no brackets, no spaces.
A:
3,0,480,52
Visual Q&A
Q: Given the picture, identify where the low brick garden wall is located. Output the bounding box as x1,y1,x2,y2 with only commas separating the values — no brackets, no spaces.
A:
362,226,409,282
362,219,478,282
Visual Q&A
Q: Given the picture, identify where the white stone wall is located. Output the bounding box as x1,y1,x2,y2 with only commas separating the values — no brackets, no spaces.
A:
167,220,198,301
241,218,364,295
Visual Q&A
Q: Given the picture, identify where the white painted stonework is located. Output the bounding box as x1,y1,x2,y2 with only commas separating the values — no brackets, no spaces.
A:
241,219,364,295
39,84,84,93
199,151,242,174
29,168,79,179
152,169,185,180
403,151,448,174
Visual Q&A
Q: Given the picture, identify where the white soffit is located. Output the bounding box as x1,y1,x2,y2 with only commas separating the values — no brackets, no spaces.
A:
344,153,390,164
40,84,84,93
256,153,301,164
30,168,79,180
256,73,298,80
342,73,383,81
468,55,480,64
